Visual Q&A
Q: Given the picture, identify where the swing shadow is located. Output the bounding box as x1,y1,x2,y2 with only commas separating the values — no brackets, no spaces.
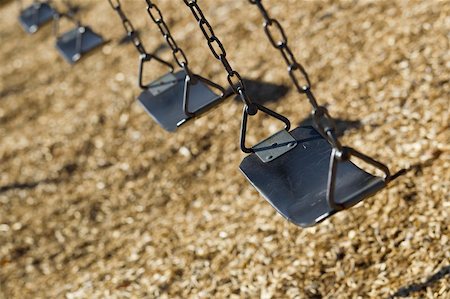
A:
117,33,168,62
389,265,450,298
232,78,290,105
63,1,81,15
0,0,14,8
0,178,62,194
0,163,78,194
297,114,362,138
118,30,140,45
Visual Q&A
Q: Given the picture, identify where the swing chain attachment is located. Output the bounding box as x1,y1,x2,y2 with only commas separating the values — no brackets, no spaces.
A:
183,0,291,153
145,0,189,69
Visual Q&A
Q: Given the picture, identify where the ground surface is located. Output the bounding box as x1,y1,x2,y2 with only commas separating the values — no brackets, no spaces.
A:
0,0,449,298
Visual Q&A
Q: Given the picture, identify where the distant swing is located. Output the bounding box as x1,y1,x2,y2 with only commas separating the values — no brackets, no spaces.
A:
18,0,57,34
109,0,230,132
53,1,104,64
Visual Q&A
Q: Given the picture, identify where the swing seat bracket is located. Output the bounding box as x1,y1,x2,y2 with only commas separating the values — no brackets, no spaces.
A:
253,129,297,163
147,72,179,96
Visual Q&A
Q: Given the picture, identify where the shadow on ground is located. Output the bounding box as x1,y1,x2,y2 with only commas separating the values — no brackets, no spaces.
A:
232,78,290,105
390,265,450,298
297,114,362,138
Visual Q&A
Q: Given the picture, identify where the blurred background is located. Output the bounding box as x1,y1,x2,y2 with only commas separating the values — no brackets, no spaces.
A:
0,0,449,298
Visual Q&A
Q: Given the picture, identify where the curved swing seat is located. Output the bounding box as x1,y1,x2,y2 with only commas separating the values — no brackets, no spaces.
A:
19,2,56,34
138,69,225,132
56,26,104,64
239,126,386,227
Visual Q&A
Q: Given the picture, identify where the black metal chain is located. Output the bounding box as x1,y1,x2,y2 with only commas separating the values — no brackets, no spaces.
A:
182,0,292,153
108,0,173,89
108,0,147,55
182,0,253,107
248,0,342,152
144,0,189,68
248,0,394,206
52,1,82,39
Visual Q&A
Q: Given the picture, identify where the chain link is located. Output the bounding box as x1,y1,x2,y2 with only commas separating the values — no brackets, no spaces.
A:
108,0,147,55
249,0,342,151
183,0,293,154
183,0,247,96
145,0,188,68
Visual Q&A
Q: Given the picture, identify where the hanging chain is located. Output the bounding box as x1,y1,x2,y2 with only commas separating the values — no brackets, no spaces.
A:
52,0,81,38
248,0,342,152
108,0,147,55
183,0,292,154
182,0,255,110
144,0,189,68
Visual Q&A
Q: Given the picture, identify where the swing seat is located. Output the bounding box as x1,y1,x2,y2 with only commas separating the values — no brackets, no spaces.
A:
56,26,104,64
138,70,224,132
239,126,386,227
19,2,56,34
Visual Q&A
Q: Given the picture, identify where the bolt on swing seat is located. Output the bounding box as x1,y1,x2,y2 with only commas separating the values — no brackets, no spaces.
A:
19,1,57,34
53,13,104,64
240,126,389,227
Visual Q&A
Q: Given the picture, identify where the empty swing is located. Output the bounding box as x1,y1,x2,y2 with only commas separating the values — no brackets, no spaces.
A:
141,0,229,131
109,0,228,132
53,2,104,64
184,0,400,227
18,0,57,34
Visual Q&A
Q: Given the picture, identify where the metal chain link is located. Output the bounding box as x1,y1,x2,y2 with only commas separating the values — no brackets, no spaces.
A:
183,0,250,102
250,0,394,205
52,0,82,38
183,0,292,154
145,0,188,68
248,0,342,152
108,0,147,55
108,0,174,89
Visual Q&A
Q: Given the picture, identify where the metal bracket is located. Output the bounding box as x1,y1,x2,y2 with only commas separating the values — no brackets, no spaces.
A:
252,129,297,163
147,72,180,96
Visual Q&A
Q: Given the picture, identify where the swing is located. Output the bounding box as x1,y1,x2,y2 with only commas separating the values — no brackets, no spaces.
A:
19,1,57,34
240,126,389,227
53,10,104,64
138,67,226,131
109,0,227,132
184,0,399,227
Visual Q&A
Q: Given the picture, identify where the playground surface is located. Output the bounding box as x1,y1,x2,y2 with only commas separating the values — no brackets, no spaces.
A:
0,0,449,298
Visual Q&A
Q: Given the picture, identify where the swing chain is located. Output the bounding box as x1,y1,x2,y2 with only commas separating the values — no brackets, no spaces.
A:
52,4,81,39
183,0,247,97
108,0,147,55
145,0,189,68
183,0,293,154
248,0,342,154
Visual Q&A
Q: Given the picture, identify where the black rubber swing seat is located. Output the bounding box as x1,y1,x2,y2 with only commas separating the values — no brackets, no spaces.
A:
56,26,104,64
138,69,224,132
239,126,387,227
19,2,56,34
